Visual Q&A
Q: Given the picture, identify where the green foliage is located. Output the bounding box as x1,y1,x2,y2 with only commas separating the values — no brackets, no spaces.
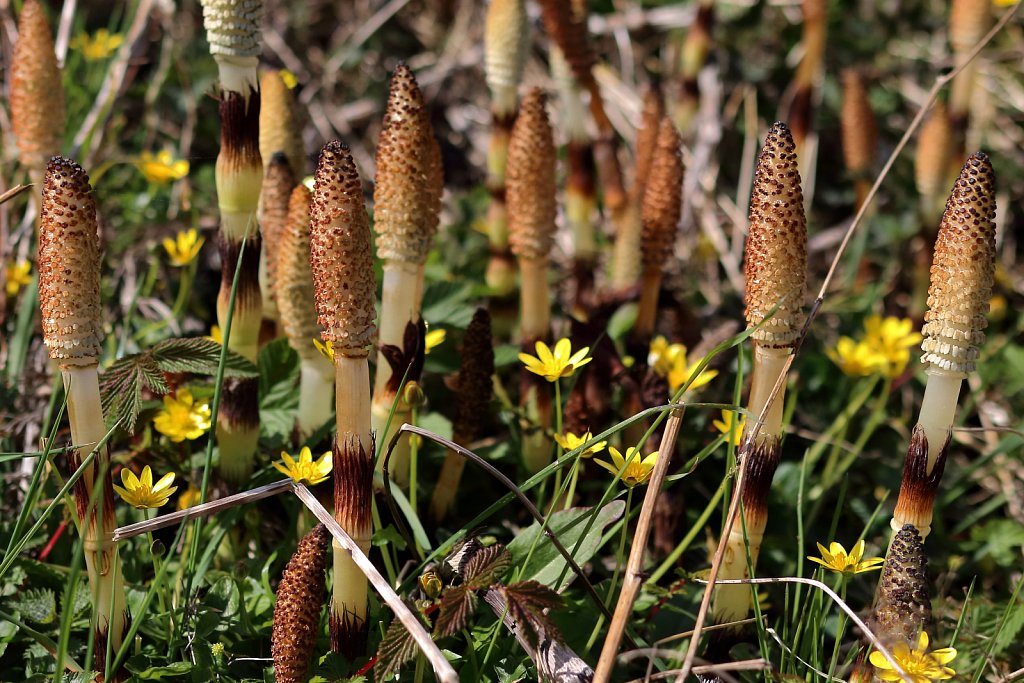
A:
100,338,257,433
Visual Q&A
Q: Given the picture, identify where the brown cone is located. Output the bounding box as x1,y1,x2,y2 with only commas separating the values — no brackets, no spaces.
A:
640,118,684,272
38,157,104,365
309,141,377,357
506,89,557,261
259,152,295,309
374,64,443,265
840,70,877,177
453,308,495,443
259,70,306,178
743,122,807,348
272,524,329,683
921,152,996,374
11,0,65,175
276,185,323,360
632,85,666,205
873,524,932,645
536,0,594,88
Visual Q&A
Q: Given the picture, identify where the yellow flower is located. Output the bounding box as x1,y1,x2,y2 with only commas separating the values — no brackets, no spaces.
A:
519,338,592,382
280,69,298,89
667,352,718,393
826,336,884,377
5,259,32,297
863,315,922,379
162,228,205,267
595,446,658,487
70,29,123,61
113,466,178,509
647,336,677,376
273,446,333,485
314,338,335,363
870,632,957,683
807,539,885,575
176,485,202,511
136,150,189,184
554,431,607,458
712,410,746,447
419,570,443,599
424,328,446,354
209,325,223,344
153,389,212,442
994,0,1018,6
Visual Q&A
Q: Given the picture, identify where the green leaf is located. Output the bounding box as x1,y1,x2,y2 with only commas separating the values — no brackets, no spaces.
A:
151,337,258,377
421,281,476,328
463,544,512,589
375,615,422,680
372,525,409,551
432,584,477,639
12,588,56,625
506,500,625,591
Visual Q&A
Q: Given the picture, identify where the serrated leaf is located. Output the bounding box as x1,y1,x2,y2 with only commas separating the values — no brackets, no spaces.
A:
12,588,56,624
100,353,167,433
151,338,258,377
993,598,1024,655
463,545,512,589
375,616,421,680
433,585,477,639
499,581,563,646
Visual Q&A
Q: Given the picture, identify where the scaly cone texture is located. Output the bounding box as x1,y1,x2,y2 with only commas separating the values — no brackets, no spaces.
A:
371,64,443,485
915,104,954,227
38,158,128,681
276,184,334,438
506,88,556,473
892,154,996,544
634,118,683,340
743,123,808,351
309,141,376,659
429,308,495,522
272,524,329,683
373,64,443,267
712,122,806,635
309,143,377,357
611,85,664,291
11,0,66,185
259,70,305,178
840,70,877,211
872,524,932,647
202,0,265,484
670,0,713,136
484,0,529,296
258,152,295,327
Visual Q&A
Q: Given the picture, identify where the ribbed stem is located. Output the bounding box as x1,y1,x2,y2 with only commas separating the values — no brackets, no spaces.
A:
297,357,334,439
518,258,550,343
486,120,517,296
330,356,372,658
745,346,790,445
64,366,128,678
635,270,662,339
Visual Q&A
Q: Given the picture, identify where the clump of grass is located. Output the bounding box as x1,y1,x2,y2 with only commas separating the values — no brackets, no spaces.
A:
308,140,376,658
10,0,65,190
38,157,128,681
371,64,443,487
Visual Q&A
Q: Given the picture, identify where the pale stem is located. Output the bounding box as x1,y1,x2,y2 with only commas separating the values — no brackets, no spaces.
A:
297,356,335,439
429,450,466,522
609,204,642,290
518,257,550,343
711,514,766,627
745,345,791,443
213,55,259,96
63,366,127,650
916,365,964,474
335,356,372,452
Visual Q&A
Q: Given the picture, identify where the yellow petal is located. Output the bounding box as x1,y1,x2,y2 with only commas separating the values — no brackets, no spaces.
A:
153,472,176,493
121,468,141,490
139,466,154,489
